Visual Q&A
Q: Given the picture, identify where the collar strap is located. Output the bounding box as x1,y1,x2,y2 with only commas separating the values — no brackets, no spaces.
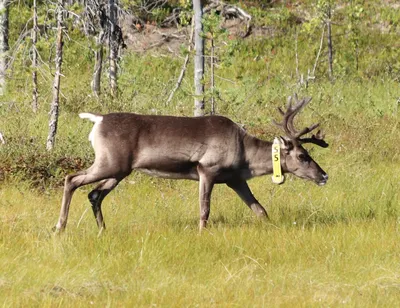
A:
271,137,285,184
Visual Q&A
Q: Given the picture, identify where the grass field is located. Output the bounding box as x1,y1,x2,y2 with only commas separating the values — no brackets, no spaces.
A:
1,144,400,306
2,79,400,306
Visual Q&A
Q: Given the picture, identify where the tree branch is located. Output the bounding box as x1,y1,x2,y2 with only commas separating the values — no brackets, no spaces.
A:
165,18,194,106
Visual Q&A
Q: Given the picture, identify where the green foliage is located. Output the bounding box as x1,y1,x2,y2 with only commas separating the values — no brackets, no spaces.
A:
316,0,335,17
177,0,192,26
202,9,226,38
346,0,364,70
379,5,400,31
152,7,171,25
249,5,300,28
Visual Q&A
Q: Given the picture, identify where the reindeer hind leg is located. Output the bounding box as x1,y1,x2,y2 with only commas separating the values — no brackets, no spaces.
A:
88,178,121,230
55,170,103,231
55,162,129,232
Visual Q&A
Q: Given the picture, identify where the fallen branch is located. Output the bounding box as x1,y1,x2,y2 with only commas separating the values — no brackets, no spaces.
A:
205,0,252,38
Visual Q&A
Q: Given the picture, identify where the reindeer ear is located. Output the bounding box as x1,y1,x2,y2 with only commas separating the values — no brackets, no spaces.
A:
278,136,293,152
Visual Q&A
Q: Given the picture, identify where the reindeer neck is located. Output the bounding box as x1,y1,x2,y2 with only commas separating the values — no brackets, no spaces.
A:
243,134,274,178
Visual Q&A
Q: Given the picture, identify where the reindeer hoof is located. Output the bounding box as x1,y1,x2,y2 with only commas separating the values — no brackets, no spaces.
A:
52,224,65,233
199,220,207,231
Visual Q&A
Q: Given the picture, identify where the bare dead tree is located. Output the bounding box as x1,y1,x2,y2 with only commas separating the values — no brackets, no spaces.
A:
295,24,325,88
83,0,125,97
193,0,204,117
295,30,299,81
108,0,118,97
0,0,9,97
326,8,333,81
90,1,107,97
92,37,104,97
317,0,334,81
210,34,215,115
312,24,325,78
32,0,39,112
163,1,251,110
47,0,64,151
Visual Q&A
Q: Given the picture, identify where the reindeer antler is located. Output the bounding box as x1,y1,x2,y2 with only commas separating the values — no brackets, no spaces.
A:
300,130,329,148
274,94,328,148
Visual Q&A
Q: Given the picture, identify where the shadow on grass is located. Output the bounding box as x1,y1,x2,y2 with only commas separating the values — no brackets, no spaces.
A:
155,205,399,232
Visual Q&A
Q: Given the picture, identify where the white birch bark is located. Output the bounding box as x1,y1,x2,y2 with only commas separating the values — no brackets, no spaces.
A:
32,0,39,112
46,0,64,151
327,13,333,81
193,0,204,117
91,1,107,97
92,30,105,96
109,0,118,97
0,0,9,97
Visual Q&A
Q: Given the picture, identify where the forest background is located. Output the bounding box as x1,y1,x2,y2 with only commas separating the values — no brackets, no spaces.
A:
1,0,400,306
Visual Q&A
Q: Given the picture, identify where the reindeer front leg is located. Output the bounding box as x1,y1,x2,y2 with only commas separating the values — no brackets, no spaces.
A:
198,166,215,231
227,179,268,218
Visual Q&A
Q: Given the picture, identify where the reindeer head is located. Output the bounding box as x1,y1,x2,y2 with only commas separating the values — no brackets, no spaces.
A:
274,94,329,186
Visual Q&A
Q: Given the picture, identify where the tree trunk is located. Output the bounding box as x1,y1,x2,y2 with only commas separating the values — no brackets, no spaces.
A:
210,36,215,115
32,0,39,112
109,0,118,97
91,2,106,97
92,44,104,97
326,8,333,81
92,27,105,96
0,0,9,97
47,0,64,151
193,0,204,117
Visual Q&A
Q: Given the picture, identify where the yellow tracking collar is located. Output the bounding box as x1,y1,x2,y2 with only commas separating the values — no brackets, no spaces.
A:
272,138,284,184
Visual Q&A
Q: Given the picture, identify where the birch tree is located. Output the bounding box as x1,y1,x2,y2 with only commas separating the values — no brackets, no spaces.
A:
109,0,118,97
89,1,107,97
86,0,124,97
317,0,335,81
0,0,9,96
193,0,204,117
32,0,39,112
326,6,333,81
46,0,64,151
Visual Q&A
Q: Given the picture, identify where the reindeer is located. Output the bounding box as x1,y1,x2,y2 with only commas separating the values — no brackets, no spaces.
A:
55,95,328,232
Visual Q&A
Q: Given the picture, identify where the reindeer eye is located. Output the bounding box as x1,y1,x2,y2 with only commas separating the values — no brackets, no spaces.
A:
298,154,308,162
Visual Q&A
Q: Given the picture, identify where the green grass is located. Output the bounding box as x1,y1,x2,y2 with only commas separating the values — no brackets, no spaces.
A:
1,154,400,306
